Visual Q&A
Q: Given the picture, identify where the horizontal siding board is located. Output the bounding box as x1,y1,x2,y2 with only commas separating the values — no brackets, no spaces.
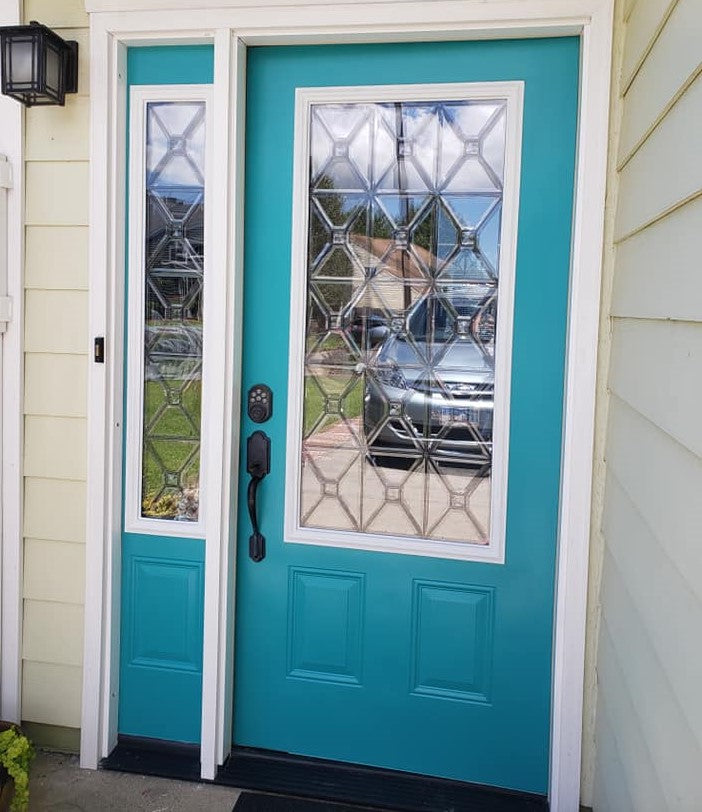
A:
615,74,702,240
22,600,84,667
609,318,702,457
595,627,667,812
64,29,90,96
592,706,636,812
599,555,702,808
612,196,702,321
23,539,85,604
25,290,88,353
24,0,88,29
605,397,702,604
23,478,86,543
603,472,702,743
619,0,702,163
621,0,675,87
21,0,90,740
25,96,90,161
25,162,89,226
22,661,82,728
24,417,87,481
25,226,89,291
25,353,87,417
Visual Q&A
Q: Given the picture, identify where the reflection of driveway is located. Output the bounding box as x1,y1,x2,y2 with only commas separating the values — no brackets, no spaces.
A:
301,421,490,544
304,417,362,460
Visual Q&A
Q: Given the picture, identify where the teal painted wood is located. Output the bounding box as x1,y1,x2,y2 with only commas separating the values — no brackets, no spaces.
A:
127,45,214,86
234,39,579,793
119,44,213,744
119,535,205,742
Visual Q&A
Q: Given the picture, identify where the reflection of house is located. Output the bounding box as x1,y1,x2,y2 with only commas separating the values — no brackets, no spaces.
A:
346,234,430,313
145,188,204,322
317,233,494,316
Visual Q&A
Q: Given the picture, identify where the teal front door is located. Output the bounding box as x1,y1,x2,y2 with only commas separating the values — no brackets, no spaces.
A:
234,38,579,794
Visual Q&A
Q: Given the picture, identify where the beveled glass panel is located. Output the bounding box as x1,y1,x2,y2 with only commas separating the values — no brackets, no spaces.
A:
300,99,507,544
141,101,205,521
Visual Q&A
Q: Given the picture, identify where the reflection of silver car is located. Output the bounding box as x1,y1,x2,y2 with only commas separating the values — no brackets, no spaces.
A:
364,295,494,467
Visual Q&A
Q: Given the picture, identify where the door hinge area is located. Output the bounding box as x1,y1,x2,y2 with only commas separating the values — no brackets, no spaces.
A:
0,296,12,333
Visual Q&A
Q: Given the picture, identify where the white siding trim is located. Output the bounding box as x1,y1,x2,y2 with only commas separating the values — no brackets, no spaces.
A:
83,7,615,810
0,0,24,724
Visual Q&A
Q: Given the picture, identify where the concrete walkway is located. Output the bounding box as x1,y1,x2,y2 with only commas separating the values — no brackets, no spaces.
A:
29,751,240,812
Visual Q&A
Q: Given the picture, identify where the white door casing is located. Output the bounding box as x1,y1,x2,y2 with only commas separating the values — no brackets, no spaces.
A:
82,3,614,810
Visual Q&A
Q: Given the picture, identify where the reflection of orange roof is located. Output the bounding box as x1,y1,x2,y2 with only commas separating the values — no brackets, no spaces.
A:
348,234,432,280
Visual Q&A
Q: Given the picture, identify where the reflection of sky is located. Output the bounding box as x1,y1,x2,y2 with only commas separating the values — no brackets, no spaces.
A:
146,102,206,188
311,100,506,192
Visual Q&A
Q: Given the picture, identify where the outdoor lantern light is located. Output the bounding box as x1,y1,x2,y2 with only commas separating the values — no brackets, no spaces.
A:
0,21,78,107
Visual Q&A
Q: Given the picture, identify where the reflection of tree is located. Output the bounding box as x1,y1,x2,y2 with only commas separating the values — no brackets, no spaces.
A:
309,170,439,322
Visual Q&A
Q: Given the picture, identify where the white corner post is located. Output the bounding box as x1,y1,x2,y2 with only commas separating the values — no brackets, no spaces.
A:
0,0,25,725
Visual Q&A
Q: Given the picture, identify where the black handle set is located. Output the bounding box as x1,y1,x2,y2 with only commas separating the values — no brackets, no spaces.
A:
246,384,273,562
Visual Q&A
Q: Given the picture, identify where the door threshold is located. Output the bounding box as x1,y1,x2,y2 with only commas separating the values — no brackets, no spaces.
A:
100,734,201,782
217,747,548,812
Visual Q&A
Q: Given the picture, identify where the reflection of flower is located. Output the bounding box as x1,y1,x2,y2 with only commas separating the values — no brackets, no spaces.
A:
141,487,199,522
177,487,199,521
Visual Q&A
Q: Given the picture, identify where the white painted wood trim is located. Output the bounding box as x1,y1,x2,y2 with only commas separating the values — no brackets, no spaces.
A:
284,82,522,566
0,0,24,725
87,0,590,36
200,28,242,781
124,84,213,539
549,3,614,809
83,5,614,808
82,26,126,768
218,36,248,771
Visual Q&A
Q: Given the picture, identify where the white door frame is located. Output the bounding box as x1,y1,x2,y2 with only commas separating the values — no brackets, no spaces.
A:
81,3,614,810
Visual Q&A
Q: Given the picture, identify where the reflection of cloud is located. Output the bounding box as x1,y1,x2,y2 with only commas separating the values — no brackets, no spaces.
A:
311,100,506,192
146,102,206,187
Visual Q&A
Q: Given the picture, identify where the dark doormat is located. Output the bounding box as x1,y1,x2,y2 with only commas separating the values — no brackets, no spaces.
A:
233,791,390,811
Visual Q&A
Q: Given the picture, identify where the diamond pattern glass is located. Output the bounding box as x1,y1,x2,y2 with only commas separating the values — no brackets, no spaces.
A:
140,101,205,521
300,100,506,544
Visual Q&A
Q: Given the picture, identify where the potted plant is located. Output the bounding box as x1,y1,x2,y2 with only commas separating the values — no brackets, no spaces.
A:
0,723,34,812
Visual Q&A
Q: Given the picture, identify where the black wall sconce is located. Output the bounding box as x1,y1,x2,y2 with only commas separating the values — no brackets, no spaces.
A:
0,21,78,107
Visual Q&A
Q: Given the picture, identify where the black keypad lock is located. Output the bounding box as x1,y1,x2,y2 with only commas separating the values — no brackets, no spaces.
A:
248,384,273,423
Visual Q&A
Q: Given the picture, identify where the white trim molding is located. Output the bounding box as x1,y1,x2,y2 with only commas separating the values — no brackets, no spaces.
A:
0,0,25,726
284,81,523,566
124,83,213,540
83,5,614,810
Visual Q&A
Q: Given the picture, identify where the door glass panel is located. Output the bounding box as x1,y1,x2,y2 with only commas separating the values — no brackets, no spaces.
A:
300,100,507,544
140,101,205,522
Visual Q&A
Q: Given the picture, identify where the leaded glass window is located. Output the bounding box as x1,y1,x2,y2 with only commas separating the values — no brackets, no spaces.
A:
299,98,508,545
140,101,205,522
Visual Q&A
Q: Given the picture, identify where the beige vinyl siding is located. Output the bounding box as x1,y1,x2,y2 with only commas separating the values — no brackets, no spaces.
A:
591,0,702,808
21,1,89,731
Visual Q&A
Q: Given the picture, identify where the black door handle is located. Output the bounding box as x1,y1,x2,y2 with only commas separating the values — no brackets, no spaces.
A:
247,430,270,562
